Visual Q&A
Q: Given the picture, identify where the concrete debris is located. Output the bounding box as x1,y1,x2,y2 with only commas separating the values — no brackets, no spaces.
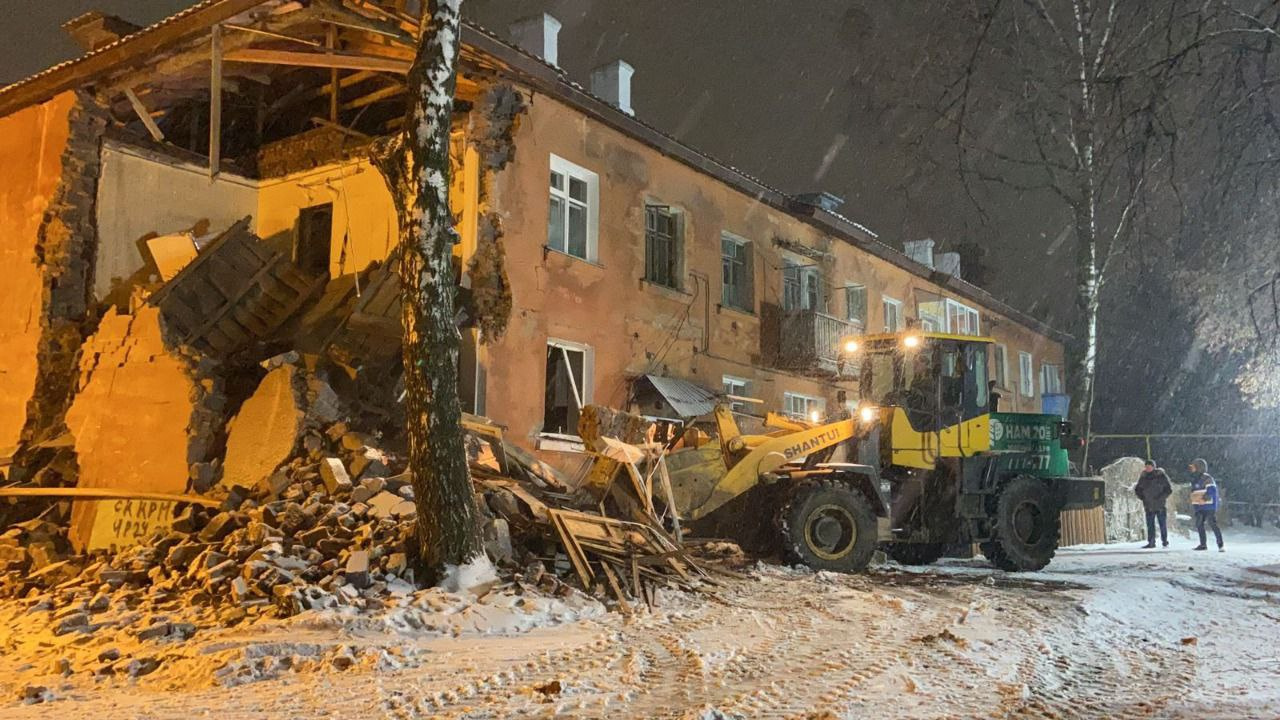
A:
319,458,352,494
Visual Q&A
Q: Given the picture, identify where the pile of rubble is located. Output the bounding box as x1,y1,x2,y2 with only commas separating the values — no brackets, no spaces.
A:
0,411,575,622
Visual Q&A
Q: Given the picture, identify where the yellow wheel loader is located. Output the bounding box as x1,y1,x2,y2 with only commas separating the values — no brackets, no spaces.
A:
660,331,1104,573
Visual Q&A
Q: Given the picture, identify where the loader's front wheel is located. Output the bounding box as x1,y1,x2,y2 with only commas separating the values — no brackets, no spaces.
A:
781,480,877,573
980,476,1060,571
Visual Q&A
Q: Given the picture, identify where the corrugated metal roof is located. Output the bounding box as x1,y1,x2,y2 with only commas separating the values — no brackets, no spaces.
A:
641,375,719,419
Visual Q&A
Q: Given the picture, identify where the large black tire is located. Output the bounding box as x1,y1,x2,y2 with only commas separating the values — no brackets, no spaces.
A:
780,479,878,573
885,542,947,566
980,476,1061,571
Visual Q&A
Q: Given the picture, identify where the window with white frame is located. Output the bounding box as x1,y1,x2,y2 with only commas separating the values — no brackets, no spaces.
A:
783,392,826,421
993,343,1009,389
543,339,593,435
1019,351,1034,397
917,299,945,332
722,375,751,412
845,284,867,328
782,260,824,312
720,232,753,311
547,155,599,261
1040,363,1063,395
883,297,904,332
919,298,980,335
946,300,981,336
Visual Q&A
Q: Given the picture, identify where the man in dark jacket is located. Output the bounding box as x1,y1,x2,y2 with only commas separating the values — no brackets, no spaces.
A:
1134,460,1173,548
1189,458,1225,551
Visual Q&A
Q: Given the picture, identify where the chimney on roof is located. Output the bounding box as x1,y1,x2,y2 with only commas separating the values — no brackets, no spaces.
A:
795,192,845,214
62,11,140,52
509,13,562,67
904,239,935,269
936,251,962,279
590,60,635,116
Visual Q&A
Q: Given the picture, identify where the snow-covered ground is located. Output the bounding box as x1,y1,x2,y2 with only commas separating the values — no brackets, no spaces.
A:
3,527,1278,719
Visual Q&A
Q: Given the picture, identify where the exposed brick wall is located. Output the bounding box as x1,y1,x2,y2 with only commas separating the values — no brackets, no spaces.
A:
0,94,76,455
20,93,109,452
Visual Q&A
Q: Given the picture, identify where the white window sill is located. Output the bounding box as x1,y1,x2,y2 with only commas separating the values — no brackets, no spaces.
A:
543,246,603,268
536,433,586,453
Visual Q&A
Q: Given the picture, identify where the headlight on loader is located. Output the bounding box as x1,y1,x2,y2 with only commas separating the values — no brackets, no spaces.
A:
859,405,878,423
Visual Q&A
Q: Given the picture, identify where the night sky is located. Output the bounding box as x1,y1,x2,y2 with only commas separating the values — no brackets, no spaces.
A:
1,1,1074,328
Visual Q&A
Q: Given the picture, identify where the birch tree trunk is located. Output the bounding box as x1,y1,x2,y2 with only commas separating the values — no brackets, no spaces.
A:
371,0,484,585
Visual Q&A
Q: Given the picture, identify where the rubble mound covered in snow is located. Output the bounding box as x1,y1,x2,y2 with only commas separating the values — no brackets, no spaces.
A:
0,410,602,703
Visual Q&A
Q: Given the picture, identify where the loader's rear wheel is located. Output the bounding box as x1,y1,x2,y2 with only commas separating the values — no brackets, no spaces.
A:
885,542,947,566
980,476,1060,571
780,479,877,573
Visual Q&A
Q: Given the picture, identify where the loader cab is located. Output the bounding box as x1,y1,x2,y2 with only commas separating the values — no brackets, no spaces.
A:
847,331,992,433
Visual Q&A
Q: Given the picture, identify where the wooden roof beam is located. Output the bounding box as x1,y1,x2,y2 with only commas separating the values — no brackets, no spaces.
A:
223,47,409,73
123,87,166,142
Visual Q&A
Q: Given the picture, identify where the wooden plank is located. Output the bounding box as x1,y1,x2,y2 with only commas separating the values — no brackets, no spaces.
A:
0,486,219,507
549,511,594,586
124,88,165,142
209,24,222,178
657,458,683,542
600,563,632,615
341,83,404,110
223,48,411,74
326,25,339,122
223,22,323,48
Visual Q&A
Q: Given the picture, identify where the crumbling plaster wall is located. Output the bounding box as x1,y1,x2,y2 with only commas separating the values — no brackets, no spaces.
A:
64,304,221,549
94,142,257,301
0,94,74,453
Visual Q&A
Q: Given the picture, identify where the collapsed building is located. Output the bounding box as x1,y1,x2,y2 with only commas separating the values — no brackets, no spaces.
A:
0,0,1072,555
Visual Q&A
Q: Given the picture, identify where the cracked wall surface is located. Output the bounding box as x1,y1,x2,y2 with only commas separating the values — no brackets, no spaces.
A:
0,93,76,454
64,305,217,549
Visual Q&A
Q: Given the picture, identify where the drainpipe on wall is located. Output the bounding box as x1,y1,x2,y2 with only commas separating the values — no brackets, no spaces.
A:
690,271,711,353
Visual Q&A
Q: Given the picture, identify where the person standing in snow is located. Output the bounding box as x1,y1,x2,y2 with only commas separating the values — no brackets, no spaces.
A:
1188,458,1225,552
1134,460,1172,548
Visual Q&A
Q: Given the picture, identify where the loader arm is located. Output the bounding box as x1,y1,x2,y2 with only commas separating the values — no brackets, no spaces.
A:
686,417,857,521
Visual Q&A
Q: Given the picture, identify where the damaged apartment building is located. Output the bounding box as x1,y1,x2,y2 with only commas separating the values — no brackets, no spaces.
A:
0,1,1067,550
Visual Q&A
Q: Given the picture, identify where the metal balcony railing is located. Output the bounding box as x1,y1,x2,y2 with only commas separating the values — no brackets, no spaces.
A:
761,303,856,377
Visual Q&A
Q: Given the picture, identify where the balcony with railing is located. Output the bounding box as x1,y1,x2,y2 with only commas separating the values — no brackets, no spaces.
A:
760,303,857,378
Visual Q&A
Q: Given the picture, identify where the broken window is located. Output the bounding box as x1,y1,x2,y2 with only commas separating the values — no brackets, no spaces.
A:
548,154,597,261
544,340,591,435
721,233,753,311
845,284,867,328
295,203,333,276
644,204,681,288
